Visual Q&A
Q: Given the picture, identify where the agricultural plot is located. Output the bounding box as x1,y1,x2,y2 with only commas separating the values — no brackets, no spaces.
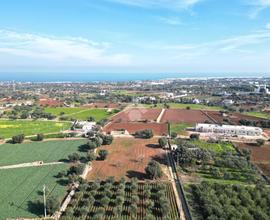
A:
237,143,270,177
244,111,270,119
145,103,223,111
111,108,162,123
0,139,86,166
45,107,112,121
161,109,213,124
204,111,263,125
44,107,85,116
0,164,69,220
61,179,180,220
173,139,264,185
0,120,71,139
170,123,191,135
87,137,167,180
104,122,168,136
185,182,270,220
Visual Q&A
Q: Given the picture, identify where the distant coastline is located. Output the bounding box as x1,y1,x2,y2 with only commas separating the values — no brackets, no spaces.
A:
0,72,269,82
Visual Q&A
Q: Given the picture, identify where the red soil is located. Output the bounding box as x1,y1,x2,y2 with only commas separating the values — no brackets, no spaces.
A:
39,99,64,107
111,108,162,122
161,109,213,124
87,137,167,180
237,143,270,177
205,111,263,125
104,122,168,136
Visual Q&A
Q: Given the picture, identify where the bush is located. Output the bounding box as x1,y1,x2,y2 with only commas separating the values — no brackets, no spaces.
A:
68,153,80,162
102,135,114,145
87,141,97,150
11,134,25,144
171,132,177,139
145,160,163,179
190,133,200,140
98,150,109,160
87,152,97,162
69,164,85,175
135,129,153,139
158,137,168,148
46,196,60,215
36,133,44,141
256,139,265,146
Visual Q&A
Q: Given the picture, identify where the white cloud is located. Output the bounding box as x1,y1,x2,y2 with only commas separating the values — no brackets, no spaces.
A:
160,29,270,55
106,0,202,10
266,22,270,29
247,0,270,18
158,16,184,25
0,30,131,67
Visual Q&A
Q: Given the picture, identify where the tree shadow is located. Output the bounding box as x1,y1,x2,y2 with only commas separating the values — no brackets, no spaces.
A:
78,144,89,152
126,170,147,180
56,178,69,186
146,144,160,149
58,158,69,163
27,200,43,216
37,190,43,196
151,154,167,165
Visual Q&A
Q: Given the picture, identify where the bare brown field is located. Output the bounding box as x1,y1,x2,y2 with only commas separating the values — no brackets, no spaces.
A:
104,122,168,136
237,143,270,177
205,111,262,125
161,109,213,124
111,108,162,122
87,137,167,180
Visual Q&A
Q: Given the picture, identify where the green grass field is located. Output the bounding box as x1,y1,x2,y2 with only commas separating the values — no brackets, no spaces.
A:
244,111,270,119
0,120,71,139
0,139,86,166
44,107,84,116
145,103,223,111
0,164,68,219
191,140,236,153
170,123,191,135
44,107,112,121
0,140,87,219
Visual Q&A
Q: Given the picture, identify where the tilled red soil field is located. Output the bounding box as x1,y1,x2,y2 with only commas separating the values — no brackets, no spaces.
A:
205,111,262,125
161,109,213,124
87,137,167,180
237,143,270,177
104,122,168,136
111,108,162,122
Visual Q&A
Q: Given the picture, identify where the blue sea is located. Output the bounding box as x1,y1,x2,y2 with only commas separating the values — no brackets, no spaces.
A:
0,72,268,82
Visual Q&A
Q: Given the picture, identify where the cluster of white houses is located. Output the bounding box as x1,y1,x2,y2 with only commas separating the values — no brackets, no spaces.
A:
196,123,263,137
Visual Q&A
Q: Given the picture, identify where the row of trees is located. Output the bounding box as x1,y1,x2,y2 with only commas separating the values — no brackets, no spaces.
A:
240,119,270,128
189,182,270,220
61,178,174,220
135,129,154,139
172,139,263,184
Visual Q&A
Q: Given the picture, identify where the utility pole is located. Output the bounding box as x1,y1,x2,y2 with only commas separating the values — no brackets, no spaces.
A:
43,185,47,218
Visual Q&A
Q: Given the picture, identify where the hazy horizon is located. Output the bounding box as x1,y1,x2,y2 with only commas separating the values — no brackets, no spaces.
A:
0,72,269,82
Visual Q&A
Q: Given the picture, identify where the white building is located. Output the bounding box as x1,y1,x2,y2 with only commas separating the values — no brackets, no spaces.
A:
73,121,96,134
99,90,107,96
222,99,234,106
192,98,201,104
254,85,270,94
196,123,262,137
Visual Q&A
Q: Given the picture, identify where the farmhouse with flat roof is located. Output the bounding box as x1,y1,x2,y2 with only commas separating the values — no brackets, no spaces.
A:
196,123,263,136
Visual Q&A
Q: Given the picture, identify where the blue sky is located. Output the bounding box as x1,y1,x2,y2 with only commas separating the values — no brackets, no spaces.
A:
0,0,270,74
